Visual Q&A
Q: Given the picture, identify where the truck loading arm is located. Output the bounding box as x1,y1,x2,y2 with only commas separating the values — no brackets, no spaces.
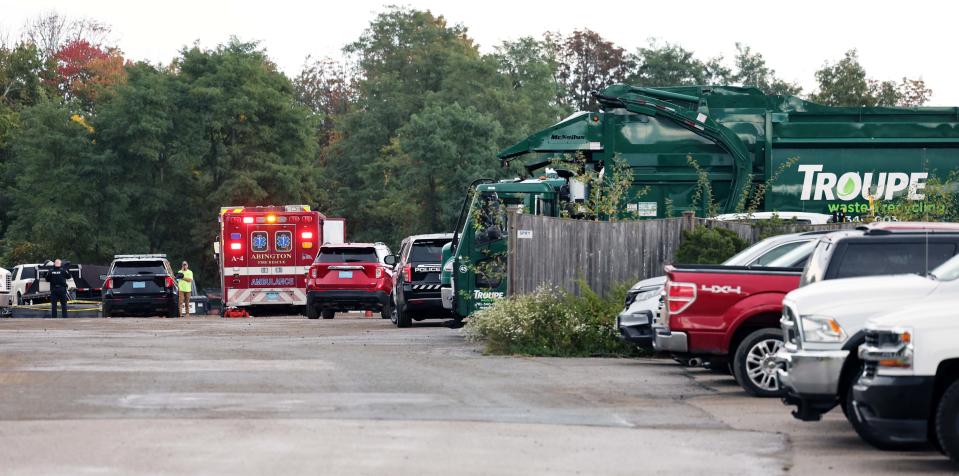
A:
592,88,753,214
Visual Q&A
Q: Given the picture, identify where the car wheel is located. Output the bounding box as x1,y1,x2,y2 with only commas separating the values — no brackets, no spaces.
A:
733,328,785,398
380,298,392,320
306,305,319,320
395,299,412,328
322,310,335,319
937,379,959,462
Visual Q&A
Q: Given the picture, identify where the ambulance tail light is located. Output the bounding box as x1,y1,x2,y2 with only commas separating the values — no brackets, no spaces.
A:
404,264,412,282
301,231,313,239
230,242,242,251
165,276,175,289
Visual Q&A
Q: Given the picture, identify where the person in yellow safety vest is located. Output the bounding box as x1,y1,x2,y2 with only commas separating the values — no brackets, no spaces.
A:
177,261,194,318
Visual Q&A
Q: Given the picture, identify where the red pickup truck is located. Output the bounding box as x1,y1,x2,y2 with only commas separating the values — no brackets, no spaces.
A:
656,222,959,398
656,265,801,397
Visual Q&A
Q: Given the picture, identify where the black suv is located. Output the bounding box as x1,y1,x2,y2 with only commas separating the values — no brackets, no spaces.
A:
390,233,453,327
101,254,179,317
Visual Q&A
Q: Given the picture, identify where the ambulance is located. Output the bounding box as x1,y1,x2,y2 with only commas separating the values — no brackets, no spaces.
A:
214,205,345,314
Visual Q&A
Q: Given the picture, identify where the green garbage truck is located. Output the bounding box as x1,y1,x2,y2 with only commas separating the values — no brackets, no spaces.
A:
441,84,959,320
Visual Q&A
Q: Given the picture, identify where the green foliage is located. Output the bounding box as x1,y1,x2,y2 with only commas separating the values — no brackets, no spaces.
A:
675,226,748,264
555,152,644,221
810,50,931,106
465,282,636,357
875,171,959,222
325,7,566,246
630,40,728,87
686,155,717,218
730,43,801,96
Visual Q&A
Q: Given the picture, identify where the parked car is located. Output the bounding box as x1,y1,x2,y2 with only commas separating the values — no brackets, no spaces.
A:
305,242,394,320
10,262,77,305
852,257,959,458
712,212,833,225
390,233,453,328
101,254,180,317
656,222,959,397
776,223,959,421
618,231,826,348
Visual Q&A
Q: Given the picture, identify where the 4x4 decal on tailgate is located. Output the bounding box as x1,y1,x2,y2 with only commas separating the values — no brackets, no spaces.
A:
700,284,742,295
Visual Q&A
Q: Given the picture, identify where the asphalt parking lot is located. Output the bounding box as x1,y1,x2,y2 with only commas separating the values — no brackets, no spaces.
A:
0,315,952,475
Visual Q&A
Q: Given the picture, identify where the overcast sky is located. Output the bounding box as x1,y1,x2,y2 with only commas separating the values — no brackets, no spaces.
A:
4,0,958,105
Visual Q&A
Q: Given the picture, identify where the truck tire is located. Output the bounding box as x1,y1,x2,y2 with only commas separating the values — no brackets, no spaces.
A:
306,305,319,319
322,310,335,319
394,298,412,328
937,379,959,463
733,328,785,398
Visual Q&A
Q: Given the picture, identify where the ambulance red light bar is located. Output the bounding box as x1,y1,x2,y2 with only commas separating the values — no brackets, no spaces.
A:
266,214,277,223
242,216,254,224
230,242,242,251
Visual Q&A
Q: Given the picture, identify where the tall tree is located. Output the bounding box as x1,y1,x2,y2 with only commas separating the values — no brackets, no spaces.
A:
51,39,127,109
810,50,932,106
630,40,728,88
293,56,353,149
730,43,801,96
22,12,111,61
546,29,634,110
4,100,138,263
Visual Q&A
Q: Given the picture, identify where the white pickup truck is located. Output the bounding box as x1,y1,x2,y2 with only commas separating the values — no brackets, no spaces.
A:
10,263,77,305
852,255,959,463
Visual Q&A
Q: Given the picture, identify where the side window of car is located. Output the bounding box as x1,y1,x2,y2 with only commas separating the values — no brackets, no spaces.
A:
251,231,269,252
751,241,806,266
275,231,293,252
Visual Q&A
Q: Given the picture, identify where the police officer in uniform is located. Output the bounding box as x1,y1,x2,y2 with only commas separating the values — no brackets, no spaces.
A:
46,259,70,318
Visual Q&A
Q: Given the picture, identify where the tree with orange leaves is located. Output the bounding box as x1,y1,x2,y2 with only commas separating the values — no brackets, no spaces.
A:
51,39,126,108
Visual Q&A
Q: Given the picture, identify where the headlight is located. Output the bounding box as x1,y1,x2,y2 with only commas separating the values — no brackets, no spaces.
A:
633,288,660,303
799,315,847,343
859,328,913,369
443,260,453,273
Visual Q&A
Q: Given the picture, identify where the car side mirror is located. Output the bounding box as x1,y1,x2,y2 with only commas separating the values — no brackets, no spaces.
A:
384,254,397,266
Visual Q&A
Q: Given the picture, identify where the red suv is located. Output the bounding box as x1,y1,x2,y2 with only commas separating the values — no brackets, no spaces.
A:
305,243,395,319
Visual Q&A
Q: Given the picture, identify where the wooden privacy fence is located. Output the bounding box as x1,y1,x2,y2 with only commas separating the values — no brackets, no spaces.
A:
506,212,852,297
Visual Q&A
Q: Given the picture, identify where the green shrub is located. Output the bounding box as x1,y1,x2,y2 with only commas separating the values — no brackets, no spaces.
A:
675,225,748,264
464,281,636,357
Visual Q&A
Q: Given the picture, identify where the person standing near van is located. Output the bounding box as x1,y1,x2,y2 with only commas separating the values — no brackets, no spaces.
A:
178,261,193,318
46,259,70,318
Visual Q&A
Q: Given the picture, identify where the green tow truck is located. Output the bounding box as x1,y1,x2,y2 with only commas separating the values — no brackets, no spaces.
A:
441,83,959,321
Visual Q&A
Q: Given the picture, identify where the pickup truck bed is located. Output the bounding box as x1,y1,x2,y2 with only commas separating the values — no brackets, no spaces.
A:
658,264,802,355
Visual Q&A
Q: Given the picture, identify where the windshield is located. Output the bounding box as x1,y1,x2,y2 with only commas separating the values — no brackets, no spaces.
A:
317,247,378,263
932,254,959,281
410,240,450,262
767,241,818,268
112,261,167,275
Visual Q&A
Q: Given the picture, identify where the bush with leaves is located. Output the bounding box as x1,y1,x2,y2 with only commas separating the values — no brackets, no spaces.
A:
675,226,748,264
465,282,636,357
